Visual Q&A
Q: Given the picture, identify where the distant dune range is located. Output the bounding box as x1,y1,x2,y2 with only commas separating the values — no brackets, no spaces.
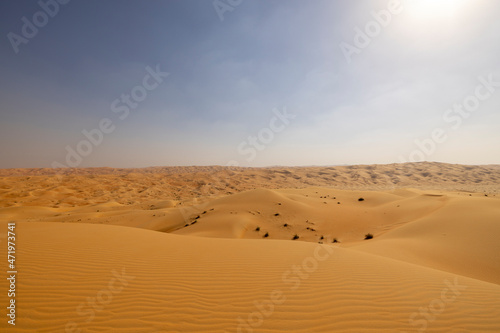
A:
0,162,499,332
0,162,499,208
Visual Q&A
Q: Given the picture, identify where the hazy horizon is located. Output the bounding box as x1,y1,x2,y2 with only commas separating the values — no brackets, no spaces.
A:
1,0,500,168
2,160,500,171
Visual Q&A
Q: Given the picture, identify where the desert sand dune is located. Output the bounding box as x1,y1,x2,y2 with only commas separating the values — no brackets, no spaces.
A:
1,222,499,332
171,188,450,241
0,162,500,332
2,223,500,332
1,162,499,209
351,194,500,285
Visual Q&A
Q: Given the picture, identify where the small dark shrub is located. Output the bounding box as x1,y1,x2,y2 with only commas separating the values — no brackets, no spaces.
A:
332,238,339,243
364,233,373,240
274,213,280,216
292,234,299,240
283,223,288,227
263,232,269,238
358,198,365,202
255,227,260,231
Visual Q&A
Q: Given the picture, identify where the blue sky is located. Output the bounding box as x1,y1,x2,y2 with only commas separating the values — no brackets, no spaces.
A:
1,0,499,168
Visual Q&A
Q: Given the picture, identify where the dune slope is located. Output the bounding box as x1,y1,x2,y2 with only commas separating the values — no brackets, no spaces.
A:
351,195,500,285
1,222,500,333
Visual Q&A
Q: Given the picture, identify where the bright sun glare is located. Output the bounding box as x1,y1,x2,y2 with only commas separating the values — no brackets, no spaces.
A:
407,0,470,19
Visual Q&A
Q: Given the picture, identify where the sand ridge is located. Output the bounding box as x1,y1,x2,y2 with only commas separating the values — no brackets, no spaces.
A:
1,162,499,209
1,222,499,332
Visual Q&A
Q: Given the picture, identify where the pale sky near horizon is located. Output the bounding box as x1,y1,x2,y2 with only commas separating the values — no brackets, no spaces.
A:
0,0,499,168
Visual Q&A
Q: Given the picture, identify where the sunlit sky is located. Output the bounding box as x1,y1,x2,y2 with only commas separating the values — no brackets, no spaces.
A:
1,0,499,168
